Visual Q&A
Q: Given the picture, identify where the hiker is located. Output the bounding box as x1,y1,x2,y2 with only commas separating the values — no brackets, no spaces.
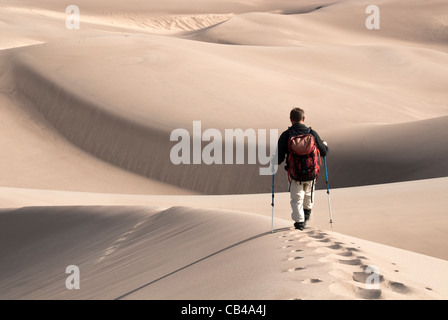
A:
276,107,328,230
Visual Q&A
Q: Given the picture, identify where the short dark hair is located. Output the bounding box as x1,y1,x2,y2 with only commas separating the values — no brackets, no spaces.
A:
290,108,304,123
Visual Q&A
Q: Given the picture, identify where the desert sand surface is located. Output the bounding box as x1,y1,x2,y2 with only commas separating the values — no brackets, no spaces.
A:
0,0,447,300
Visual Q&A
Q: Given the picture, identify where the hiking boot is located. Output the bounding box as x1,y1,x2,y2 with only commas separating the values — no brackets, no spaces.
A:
304,209,312,222
294,221,306,230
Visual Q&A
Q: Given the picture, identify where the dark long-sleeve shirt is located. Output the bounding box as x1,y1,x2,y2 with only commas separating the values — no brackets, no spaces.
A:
276,123,328,167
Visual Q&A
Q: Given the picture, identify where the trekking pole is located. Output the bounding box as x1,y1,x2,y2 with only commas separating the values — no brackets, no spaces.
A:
271,173,275,233
323,156,333,228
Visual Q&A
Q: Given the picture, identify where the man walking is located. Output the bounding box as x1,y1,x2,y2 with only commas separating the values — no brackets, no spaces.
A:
277,108,328,230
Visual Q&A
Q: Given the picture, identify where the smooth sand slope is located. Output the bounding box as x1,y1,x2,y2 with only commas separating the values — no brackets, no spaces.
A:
3,35,448,193
3,177,448,261
1,205,447,300
0,0,447,300
1,177,447,300
1,0,447,194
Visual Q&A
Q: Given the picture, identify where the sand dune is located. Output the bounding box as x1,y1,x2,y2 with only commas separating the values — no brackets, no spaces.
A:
0,205,446,299
1,0,447,301
1,0,346,15
2,177,448,261
323,115,448,188
0,205,288,299
3,32,447,193
187,0,448,48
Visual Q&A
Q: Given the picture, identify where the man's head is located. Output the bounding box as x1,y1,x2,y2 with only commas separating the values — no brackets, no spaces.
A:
290,107,305,124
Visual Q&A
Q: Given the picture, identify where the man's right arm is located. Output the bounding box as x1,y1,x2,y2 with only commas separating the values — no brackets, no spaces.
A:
276,130,289,165
311,129,329,157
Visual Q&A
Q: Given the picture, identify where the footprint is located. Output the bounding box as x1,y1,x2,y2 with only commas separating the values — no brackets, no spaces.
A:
309,234,326,240
345,247,361,252
95,218,146,264
338,251,353,257
329,282,381,300
328,244,343,250
302,279,323,284
104,245,119,256
352,272,384,284
287,267,306,272
288,256,303,261
338,258,362,266
388,281,412,294
356,287,382,299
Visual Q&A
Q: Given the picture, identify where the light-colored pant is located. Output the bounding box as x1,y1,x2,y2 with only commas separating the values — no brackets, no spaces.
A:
290,179,315,223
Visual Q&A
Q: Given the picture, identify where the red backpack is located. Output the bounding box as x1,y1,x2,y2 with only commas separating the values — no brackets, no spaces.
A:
287,129,321,183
